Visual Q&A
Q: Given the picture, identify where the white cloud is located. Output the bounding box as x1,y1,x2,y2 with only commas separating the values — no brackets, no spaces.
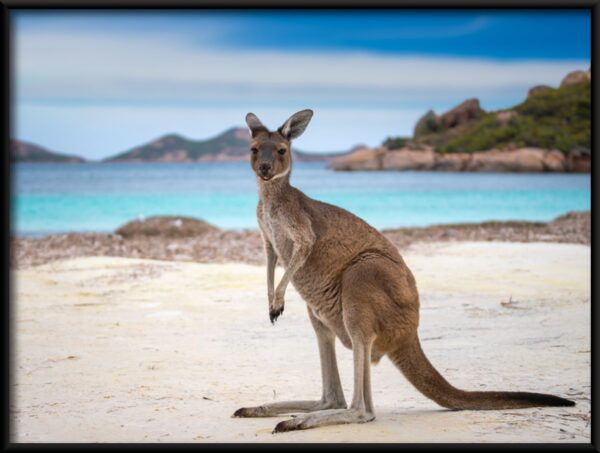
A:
15,29,588,106
13,26,589,159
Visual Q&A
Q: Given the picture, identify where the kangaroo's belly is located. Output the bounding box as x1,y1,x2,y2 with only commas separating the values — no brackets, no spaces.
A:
291,266,353,347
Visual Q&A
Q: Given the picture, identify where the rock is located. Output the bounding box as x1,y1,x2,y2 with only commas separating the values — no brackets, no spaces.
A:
329,146,584,173
560,70,591,88
466,148,546,172
115,216,219,238
434,153,471,171
438,99,484,130
566,147,591,172
542,150,566,172
495,110,517,126
382,148,436,170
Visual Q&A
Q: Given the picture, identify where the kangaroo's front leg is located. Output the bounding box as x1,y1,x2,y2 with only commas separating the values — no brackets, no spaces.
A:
263,240,279,323
270,220,315,323
233,310,346,418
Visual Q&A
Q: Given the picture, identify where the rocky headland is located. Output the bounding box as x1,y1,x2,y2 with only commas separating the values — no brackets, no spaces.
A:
330,69,591,173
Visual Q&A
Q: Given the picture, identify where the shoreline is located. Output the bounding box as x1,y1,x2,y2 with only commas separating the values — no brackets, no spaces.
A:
11,211,590,269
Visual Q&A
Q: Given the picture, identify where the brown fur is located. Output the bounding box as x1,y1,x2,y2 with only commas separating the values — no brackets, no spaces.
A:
233,110,574,433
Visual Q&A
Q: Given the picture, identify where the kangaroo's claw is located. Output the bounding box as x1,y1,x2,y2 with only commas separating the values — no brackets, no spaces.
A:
269,305,284,324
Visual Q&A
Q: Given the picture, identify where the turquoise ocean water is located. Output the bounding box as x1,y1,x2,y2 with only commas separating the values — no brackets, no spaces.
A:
12,162,591,235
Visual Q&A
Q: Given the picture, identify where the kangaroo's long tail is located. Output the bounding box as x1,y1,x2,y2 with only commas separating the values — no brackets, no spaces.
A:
388,336,575,410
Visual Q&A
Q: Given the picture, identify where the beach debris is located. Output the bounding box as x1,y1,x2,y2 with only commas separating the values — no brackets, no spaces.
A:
11,211,590,269
500,296,524,309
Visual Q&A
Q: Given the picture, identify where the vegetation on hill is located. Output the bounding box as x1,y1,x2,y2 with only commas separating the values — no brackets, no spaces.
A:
104,127,345,162
383,72,590,155
104,128,251,162
440,80,590,153
382,136,410,150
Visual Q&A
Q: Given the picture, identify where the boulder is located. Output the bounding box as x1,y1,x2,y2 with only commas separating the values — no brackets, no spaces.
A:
542,149,566,172
495,110,517,126
560,69,591,87
438,99,484,129
466,148,546,172
382,148,436,170
566,147,591,172
434,153,471,171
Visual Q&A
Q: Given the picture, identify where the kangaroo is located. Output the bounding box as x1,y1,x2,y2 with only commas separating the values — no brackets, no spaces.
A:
233,109,575,433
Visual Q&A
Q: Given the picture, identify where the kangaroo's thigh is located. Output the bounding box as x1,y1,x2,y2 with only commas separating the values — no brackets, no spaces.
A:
340,256,419,354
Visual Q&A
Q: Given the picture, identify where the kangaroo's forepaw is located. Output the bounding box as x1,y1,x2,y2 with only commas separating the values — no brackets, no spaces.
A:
269,305,284,324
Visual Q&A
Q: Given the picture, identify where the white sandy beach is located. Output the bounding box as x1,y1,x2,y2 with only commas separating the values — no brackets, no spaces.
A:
11,241,590,443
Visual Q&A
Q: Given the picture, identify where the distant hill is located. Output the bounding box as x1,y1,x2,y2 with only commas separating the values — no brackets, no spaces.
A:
410,69,591,154
10,139,86,163
103,127,348,163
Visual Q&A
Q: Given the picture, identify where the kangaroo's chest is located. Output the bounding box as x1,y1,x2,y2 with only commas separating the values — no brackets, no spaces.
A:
258,205,295,265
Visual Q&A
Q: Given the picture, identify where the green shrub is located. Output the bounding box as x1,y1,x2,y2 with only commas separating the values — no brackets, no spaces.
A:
435,80,590,154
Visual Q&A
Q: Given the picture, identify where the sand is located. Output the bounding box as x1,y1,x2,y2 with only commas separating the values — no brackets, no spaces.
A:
11,241,590,443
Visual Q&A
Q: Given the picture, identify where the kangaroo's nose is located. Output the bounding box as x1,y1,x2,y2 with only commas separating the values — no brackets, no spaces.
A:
259,163,271,174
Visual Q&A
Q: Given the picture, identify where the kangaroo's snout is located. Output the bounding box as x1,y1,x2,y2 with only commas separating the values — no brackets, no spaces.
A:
259,163,272,175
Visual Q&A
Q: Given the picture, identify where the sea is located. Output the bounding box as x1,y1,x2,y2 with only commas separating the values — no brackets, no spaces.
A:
11,162,591,236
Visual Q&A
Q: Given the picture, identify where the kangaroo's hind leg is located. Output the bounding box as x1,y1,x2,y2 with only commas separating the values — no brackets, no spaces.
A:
272,328,376,432
272,260,390,432
233,307,347,418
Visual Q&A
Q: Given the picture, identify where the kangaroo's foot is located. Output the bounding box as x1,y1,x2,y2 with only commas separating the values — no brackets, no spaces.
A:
272,408,375,433
233,399,346,418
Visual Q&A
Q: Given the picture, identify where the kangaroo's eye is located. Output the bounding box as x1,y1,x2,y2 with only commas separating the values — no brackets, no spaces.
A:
278,148,286,155
251,147,258,154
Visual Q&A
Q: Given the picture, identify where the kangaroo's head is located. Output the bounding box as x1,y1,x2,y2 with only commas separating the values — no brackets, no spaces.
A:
245,109,313,182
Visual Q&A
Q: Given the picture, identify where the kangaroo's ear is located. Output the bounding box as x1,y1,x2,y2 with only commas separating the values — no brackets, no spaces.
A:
278,109,313,140
245,113,267,137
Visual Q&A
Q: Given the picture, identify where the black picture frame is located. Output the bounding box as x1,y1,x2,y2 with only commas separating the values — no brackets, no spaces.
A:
3,2,596,449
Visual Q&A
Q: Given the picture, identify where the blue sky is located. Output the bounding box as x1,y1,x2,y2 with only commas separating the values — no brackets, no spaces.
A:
13,10,590,159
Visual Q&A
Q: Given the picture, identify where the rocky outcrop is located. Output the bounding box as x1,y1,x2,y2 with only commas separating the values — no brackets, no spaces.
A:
382,148,436,170
434,152,472,171
566,147,591,172
495,110,517,126
438,99,484,129
329,146,575,173
413,100,485,140
466,148,546,172
560,69,591,88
